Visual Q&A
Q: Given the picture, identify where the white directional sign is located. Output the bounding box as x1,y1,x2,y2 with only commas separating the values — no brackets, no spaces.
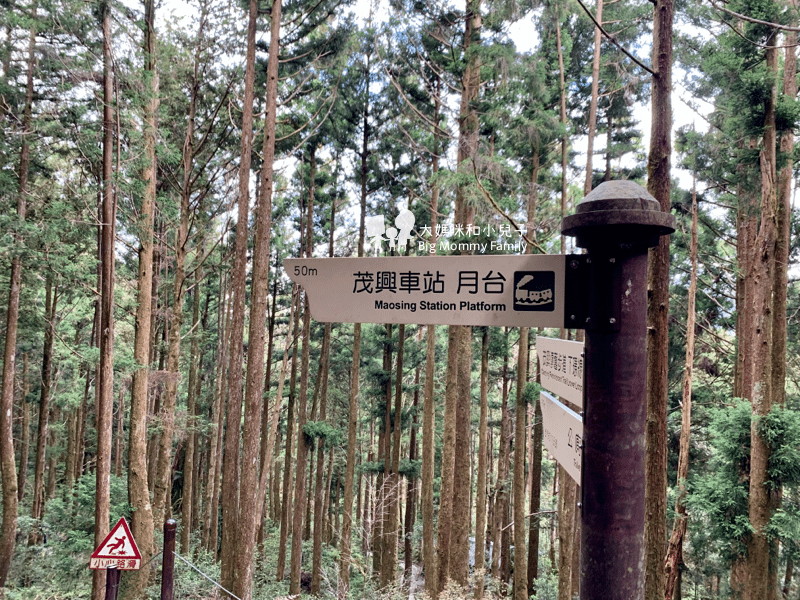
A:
540,391,583,484
89,517,141,570
537,336,584,408
285,255,566,328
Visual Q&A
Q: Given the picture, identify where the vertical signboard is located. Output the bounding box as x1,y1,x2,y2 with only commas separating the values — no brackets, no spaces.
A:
539,391,583,484
537,336,584,408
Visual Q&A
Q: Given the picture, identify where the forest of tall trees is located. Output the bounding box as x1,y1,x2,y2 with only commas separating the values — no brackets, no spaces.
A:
1,0,799,598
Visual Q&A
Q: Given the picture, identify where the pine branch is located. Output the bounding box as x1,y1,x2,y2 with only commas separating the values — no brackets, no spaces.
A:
574,0,655,75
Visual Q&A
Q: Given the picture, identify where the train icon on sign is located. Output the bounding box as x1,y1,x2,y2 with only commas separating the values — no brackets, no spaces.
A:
513,271,555,312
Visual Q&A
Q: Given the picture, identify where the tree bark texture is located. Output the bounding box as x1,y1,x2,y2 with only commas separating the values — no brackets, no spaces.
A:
91,4,117,598
664,173,697,600
746,27,779,600
233,2,280,596
584,0,603,195
513,329,529,600
220,0,258,587
644,1,673,598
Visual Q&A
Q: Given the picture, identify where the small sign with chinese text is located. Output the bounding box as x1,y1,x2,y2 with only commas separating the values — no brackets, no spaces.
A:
89,517,141,570
537,336,584,408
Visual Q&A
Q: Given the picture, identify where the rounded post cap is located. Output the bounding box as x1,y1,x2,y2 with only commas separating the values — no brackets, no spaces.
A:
561,180,675,250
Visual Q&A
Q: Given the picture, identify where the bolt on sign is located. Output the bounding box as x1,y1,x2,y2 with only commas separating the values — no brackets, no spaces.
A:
89,517,141,570
285,255,567,328
539,390,583,484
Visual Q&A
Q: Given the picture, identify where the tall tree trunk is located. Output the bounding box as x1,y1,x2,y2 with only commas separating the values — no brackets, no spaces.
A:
30,278,57,543
0,4,35,582
91,4,117,597
311,197,336,595
220,0,259,587
375,324,393,579
154,14,185,530
452,324,473,587
498,347,512,588
421,79,442,600
17,355,31,502
664,171,697,600
289,153,315,595
277,302,300,581
769,21,796,600
181,276,202,554
436,2,481,593
202,271,228,553
514,327,528,600
745,26,779,600
381,323,406,587
405,367,419,584
338,45,370,593
584,0,603,195
474,328,490,599
310,322,331,593
126,1,158,594
233,3,280,597
557,17,569,254
257,253,281,547
526,158,543,596
644,0,674,598
773,1,795,412
436,325,460,594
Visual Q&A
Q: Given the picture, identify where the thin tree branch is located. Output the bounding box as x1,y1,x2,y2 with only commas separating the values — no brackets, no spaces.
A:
574,0,655,75
708,0,800,31
471,160,547,254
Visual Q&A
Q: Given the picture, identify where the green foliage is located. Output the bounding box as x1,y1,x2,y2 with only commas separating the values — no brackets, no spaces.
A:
304,420,344,449
687,400,800,562
758,405,800,488
523,381,540,405
529,556,559,600
7,474,130,597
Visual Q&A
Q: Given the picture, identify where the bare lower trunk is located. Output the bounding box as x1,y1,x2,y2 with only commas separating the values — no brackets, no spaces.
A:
474,329,490,599
644,1,674,598
30,279,57,542
664,173,697,600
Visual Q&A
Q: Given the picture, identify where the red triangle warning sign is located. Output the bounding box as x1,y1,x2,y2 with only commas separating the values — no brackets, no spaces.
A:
89,517,142,570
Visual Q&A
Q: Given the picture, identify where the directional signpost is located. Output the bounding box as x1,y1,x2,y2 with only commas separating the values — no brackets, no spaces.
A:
561,181,675,600
284,179,675,600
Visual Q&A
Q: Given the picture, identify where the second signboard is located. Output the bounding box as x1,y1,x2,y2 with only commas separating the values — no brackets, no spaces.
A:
539,391,583,484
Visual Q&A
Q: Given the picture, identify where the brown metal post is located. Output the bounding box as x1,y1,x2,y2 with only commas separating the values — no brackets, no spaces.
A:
561,181,674,600
104,567,120,600
161,519,177,600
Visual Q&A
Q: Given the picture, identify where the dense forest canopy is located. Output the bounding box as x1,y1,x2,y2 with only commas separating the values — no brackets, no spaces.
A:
1,0,800,599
